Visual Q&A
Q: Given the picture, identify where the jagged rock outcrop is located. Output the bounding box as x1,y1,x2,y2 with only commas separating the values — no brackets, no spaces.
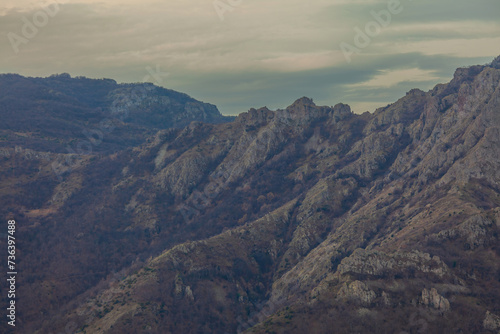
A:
484,311,500,332
337,249,449,278
337,280,376,305
421,288,450,311
432,215,494,250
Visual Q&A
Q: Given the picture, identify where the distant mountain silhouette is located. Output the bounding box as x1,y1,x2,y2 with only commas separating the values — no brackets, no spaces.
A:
0,73,233,153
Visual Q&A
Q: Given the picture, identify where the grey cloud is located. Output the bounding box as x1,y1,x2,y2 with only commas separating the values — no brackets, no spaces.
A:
174,53,494,115
0,1,498,116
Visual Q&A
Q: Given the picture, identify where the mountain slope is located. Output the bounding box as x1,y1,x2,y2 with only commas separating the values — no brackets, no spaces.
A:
2,57,500,334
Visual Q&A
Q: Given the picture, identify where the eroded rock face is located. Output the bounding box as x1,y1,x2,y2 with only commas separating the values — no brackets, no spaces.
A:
421,288,450,312
484,311,500,332
337,249,449,278
337,281,376,306
433,215,494,250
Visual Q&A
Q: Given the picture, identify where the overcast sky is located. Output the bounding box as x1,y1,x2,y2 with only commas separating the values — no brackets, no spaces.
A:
1,0,499,115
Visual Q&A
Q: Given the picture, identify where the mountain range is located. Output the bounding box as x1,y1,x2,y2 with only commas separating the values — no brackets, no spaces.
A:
1,56,500,333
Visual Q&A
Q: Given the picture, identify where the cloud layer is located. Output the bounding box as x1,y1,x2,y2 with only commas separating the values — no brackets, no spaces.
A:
1,0,499,114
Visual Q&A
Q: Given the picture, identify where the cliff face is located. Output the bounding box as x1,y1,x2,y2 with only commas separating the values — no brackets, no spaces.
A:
1,58,500,334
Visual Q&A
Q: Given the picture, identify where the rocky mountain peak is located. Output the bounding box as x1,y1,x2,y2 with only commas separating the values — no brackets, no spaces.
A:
490,55,500,69
286,96,317,114
331,102,353,121
290,96,316,107
450,64,485,88
236,106,274,127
